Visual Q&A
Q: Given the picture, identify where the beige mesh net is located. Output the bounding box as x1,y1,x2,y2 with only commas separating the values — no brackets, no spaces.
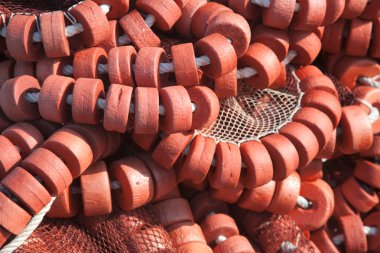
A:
197,69,303,145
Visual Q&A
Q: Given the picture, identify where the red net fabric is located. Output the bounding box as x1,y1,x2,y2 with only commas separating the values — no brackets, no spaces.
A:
15,205,175,253
0,0,80,17
238,213,318,253
328,74,355,106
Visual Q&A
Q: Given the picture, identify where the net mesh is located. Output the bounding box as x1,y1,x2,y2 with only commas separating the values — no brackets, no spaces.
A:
328,74,355,106
251,214,318,253
197,69,303,145
14,205,175,253
0,0,80,17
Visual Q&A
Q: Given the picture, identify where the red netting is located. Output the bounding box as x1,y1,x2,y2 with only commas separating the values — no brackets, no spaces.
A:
328,74,355,107
0,0,80,17
14,205,175,253
239,213,319,253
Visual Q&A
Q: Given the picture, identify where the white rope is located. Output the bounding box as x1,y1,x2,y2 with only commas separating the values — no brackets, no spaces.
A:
359,75,380,88
251,0,300,12
110,180,121,190
25,49,298,121
159,55,210,74
0,14,5,37
159,105,166,116
215,235,227,244
191,101,197,113
366,105,379,124
63,65,73,76
64,23,84,38
30,4,110,42
294,2,300,12
280,233,301,253
355,98,380,124
25,92,40,103
15,145,22,154
61,54,210,76
0,197,56,253
62,63,108,76
66,94,73,105
0,27,5,37
60,47,297,85
144,14,156,28
283,50,297,65
296,196,311,209
332,234,344,245
195,55,211,68
63,11,77,25
97,98,106,109
129,103,135,113
183,144,191,156
97,64,108,75
25,41,298,110
159,62,175,74
33,22,85,42
99,4,111,14
364,226,378,236
32,31,42,43
251,0,270,8
280,241,298,252
237,67,258,79
206,211,216,217
117,34,131,45
332,226,378,245
236,50,297,79
25,92,197,116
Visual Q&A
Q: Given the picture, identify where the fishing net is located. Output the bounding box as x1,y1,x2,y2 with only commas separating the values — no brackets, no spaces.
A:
195,69,358,146
245,214,319,253
0,0,80,17
197,70,303,145
14,205,175,253
327,74,355,107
